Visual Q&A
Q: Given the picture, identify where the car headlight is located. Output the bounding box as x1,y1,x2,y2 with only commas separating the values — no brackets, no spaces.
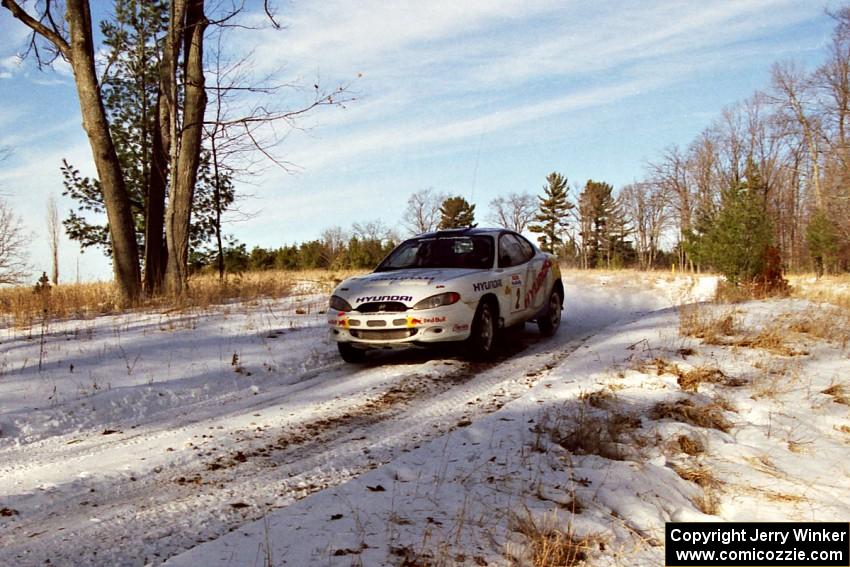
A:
329,295,353,312
413,292,460,310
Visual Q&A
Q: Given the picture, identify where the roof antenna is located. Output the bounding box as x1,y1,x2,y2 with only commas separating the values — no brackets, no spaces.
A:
470,133,484,203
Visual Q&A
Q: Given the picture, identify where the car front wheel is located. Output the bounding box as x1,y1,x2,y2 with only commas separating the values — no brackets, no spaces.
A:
338,342,366,363
467,301,497,360
537,288,562,337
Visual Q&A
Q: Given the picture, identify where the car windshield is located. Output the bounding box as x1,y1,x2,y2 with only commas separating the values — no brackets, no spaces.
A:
376,235,494,271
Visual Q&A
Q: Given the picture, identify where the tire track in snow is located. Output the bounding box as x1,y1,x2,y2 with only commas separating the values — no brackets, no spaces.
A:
0,324,590,566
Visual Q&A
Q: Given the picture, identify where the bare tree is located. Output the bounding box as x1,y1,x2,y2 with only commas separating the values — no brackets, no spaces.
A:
646,145,693,268
620,182,669,269
489,192,536,232
47,194,59,284
0,200,28,285
767,61,823,208
403,188,445,235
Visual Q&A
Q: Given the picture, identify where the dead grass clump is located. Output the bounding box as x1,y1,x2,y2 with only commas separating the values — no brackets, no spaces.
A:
730,328,805,356
787,307,850,348
822,383,850,405
651,399,732,433
649,359,729,392
676,435,705,456
540,401,642,461
671,464,722,515
789,273,850,309
578,389,614,409
509,511,600,567
679,304,738,343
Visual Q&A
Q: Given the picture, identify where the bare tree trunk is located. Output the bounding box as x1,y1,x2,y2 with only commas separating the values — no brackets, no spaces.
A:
2,0,142,302
144,97,168,294
65,1,141,301
165,0,207,295
46,194,60,284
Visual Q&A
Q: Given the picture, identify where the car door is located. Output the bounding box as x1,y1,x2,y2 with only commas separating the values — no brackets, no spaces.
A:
497,233,534,325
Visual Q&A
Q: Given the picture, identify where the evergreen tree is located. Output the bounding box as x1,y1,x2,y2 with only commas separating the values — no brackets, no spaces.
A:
577,180,629,267
806,208,838,277
529,172,573,253
700,168,773,285
438,196,477,229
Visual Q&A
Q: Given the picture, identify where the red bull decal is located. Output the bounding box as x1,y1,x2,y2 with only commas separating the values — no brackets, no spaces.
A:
524,258,551,308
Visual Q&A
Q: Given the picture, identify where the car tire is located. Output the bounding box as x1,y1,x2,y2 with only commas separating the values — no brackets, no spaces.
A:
338,342,366,363
537,288,562,337
467,301,498,360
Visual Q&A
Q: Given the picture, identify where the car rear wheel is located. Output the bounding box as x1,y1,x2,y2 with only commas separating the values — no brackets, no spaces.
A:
467,301,497,360
537,288,562,337
338,342,366,363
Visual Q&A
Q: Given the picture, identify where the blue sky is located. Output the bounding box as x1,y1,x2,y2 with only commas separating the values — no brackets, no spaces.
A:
0,0,843,282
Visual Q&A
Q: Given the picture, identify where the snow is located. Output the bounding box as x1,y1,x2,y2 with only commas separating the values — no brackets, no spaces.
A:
1,271,848,566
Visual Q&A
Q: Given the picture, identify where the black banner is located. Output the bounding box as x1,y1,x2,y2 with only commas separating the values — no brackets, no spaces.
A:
666,522,849,566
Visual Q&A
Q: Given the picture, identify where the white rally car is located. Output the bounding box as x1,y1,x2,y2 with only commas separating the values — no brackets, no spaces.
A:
327,228,564,362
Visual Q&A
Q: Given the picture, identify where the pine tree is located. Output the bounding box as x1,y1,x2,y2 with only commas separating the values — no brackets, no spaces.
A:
806,208,838,278
577,180,628,267
700,168,773,285
438,196,477,229
529,172,573,253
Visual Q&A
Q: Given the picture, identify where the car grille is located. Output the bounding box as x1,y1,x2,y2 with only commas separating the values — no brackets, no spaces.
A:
350,329,417,340
355,302,409,313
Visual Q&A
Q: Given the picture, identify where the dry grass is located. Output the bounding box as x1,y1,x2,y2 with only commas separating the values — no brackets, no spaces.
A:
650,399,733,433
509,510,600,567
822,383,850,405
670,463,722,515
0,269,363,328
788,273,850,309
539,397,642,461
676,434,705,456
786,307,850,348
649,358,732,392
679,304,738,343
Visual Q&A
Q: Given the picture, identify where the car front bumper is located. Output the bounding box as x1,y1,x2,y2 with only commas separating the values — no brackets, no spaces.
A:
327,302,475,349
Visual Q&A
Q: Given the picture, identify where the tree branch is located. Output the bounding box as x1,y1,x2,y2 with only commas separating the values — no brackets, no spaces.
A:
1,0,71,58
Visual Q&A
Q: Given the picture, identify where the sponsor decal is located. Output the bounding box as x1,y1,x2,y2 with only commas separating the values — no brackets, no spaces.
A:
356,295,413,303
452,323,470,332
511,274,523,287
524,258,552,308
405,315,447,326
369,275,434,283
472,279,502,292
503,284,511,296
329,317,349,328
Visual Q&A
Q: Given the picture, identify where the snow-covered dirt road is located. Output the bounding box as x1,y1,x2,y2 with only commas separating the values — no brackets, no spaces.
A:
0,273,713,566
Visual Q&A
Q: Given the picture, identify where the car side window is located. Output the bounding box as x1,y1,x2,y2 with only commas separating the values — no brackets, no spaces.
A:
514,234,535,263
499,234,528,267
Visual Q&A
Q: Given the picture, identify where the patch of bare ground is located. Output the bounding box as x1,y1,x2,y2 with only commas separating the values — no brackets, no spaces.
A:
508,510,604,567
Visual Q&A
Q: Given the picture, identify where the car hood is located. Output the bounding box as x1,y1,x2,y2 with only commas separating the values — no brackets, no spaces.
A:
333,268,481,305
